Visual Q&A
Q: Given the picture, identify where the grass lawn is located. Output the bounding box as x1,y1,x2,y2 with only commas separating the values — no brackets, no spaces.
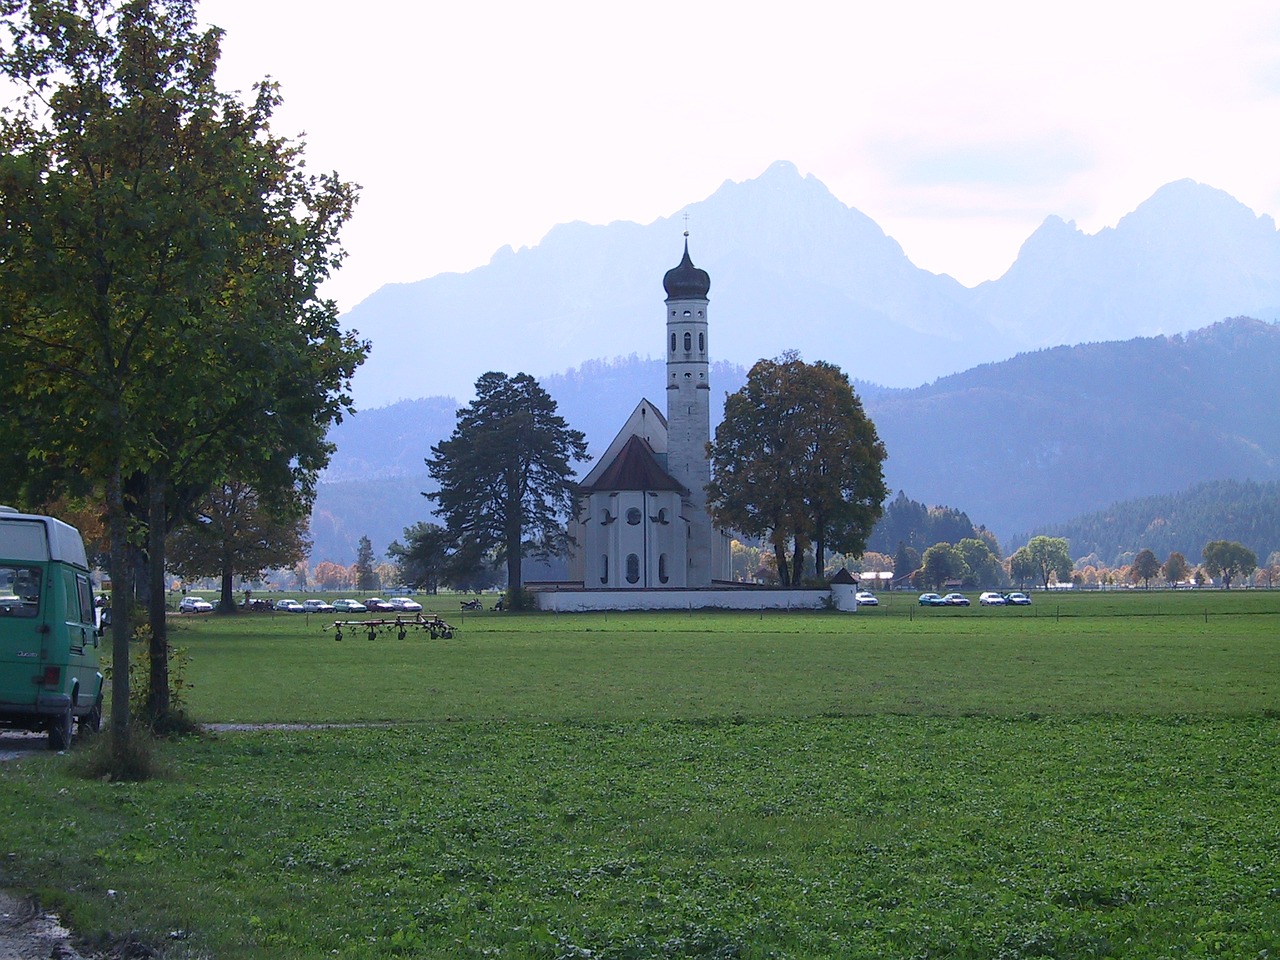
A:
1,589,1278,958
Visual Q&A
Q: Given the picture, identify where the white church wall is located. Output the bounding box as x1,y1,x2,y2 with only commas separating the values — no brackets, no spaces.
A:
534,588,834,613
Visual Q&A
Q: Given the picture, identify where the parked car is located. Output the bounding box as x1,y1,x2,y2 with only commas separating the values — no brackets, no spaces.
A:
918,593,947,606
942,593,971,606
387,597,423,612
363,598,395,612
274,599,304,613
1006,592,1032,605
178,596,214,614
854,591,879,606
332,598,367,613
302,599,334,614
979,591,1007,606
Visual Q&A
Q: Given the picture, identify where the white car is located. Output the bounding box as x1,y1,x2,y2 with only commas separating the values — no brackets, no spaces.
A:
854,591,879,606
302,599,335,613
274,599,304,613
178,596,213,614
387,597,423,612
332,598,367,613
1006,592,1032,605
979,592,1007,606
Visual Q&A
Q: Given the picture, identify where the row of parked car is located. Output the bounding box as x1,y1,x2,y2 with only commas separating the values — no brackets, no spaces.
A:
274,597,424,614
918,591,1032,607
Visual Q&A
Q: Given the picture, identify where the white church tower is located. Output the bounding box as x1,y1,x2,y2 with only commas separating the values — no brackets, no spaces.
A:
663,235,727,585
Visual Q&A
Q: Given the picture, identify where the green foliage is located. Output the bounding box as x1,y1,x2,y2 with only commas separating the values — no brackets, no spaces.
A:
1130,548,1160,587
708,353,887,585
102,626,194,732
427,372,588,608
0,0,366,731
1201,539,1258,588
1024,478,1280,567
1011,536,1072,590
867,491,992,556
354,535,379,591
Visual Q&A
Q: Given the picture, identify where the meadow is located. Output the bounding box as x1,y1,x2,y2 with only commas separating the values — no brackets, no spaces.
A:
1,589,1278,958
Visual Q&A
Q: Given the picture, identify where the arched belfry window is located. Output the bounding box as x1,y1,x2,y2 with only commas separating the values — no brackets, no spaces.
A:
659,554,669,584
600,555,609,584
683,332,692,351
626,554,640,584
670,333,676,353
626,508,641,525
699,332,705,352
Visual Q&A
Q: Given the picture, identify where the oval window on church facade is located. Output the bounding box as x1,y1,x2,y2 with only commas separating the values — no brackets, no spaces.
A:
626,553,640,584
658,553,669,584
626,507,641,525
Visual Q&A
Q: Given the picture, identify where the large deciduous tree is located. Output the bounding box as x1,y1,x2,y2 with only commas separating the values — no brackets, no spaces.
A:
426,372,588,609
1162,551,1190,586
1130,548,1160,589
707,354,887,587
0,0,366,739
167,479,311,611
1201,540,1257,589
1010,536,1072,591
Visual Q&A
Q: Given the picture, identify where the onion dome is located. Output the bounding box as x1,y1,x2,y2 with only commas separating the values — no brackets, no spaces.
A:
663,237,710,300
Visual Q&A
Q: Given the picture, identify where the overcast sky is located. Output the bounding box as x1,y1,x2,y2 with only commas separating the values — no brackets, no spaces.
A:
199,0,1280,313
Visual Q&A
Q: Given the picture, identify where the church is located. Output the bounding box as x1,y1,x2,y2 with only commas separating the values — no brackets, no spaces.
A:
566,237,733,588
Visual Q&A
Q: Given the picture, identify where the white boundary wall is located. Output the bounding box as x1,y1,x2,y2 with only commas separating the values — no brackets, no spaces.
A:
534,588,836,612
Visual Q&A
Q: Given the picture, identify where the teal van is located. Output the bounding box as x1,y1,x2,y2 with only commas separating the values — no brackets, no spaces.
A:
0,506,103,749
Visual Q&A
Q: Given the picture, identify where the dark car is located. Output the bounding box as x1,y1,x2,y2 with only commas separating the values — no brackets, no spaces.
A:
363,597,395,612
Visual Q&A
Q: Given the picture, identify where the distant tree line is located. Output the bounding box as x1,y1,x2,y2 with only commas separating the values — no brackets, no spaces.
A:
1014,479,1280,569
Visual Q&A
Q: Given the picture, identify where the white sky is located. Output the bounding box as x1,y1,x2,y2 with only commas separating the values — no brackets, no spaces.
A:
197,0,1280,313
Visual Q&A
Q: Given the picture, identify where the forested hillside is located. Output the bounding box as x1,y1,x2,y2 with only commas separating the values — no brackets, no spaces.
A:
1014,479,1280,567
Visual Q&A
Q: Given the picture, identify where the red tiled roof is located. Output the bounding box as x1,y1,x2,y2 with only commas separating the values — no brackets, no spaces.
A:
580,435,686,494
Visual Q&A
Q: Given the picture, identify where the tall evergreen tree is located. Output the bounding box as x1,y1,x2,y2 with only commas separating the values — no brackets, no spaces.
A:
426,372,588,609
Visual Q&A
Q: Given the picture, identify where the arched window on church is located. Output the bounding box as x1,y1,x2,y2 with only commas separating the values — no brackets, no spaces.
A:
683,332,692,351
626,553,640,584
699,332,705,352
626,508,641,525
600,555,608,584
670,333,676,353
658,553,669,584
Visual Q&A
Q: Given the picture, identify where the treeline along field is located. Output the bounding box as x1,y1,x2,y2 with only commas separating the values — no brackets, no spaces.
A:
0,591,1277,958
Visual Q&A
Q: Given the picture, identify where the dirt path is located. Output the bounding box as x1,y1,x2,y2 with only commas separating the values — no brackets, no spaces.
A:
0,889,104,959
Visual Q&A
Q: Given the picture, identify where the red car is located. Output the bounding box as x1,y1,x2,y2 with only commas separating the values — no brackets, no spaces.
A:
363,597,395,612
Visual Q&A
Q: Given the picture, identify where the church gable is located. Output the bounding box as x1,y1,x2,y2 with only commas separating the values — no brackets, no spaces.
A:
577,398,667,490
581,435,686,494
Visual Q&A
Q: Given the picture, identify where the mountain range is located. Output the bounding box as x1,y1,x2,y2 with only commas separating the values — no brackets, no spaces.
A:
313,317,1280,565
310,165,1280,565
341,162,1280,409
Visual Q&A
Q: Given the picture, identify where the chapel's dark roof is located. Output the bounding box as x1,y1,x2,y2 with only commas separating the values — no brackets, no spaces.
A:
663,238,710,301
580,434,687,494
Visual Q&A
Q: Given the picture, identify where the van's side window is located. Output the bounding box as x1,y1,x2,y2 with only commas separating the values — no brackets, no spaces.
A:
0,565,42,618
75,573,95,624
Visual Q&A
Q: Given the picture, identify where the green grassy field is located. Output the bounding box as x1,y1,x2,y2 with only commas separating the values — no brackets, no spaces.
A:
1,590,1278,958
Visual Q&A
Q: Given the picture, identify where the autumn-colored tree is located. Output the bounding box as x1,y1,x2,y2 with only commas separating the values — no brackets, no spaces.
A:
1162,551,1190,587
708,354,887,586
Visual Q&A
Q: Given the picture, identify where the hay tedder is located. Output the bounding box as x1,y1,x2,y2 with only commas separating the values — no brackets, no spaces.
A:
331,613,454,642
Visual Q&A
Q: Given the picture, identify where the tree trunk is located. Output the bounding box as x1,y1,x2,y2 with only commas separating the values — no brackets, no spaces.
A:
773,539,791,587
106,467,132,746
146,470,170,724
219,550,237,613
792,541,805,588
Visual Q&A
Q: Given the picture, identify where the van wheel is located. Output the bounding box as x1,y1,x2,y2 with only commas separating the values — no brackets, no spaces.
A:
79,696,103,735
48,708,74,751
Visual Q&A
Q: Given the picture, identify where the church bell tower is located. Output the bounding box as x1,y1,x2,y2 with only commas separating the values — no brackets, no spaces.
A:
663,235,718,586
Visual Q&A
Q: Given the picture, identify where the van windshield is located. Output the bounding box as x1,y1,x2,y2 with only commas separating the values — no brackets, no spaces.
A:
0,565,42,618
